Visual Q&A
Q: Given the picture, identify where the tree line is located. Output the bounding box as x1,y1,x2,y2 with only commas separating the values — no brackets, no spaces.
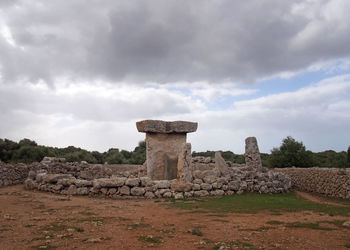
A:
0,137,349,168
0,138,146,165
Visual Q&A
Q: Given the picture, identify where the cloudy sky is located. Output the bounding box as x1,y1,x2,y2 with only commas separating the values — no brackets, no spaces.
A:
1,0,350,153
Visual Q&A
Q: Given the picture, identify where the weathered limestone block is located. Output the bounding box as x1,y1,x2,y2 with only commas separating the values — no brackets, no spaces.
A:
215,152,229,176
43,174,72,184
146,133,186,180
170,180,192,192
125,178,140,187
177,143,193,183
245,137,262,170
93,177,126,188
137,120,197,180
130,187,146,196
136,120,197,134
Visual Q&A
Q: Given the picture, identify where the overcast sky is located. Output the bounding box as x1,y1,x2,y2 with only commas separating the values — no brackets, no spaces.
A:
1,0,350,153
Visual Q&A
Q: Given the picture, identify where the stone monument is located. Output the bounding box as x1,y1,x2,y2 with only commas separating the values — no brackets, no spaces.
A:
136,120,197,180
244,137,262,170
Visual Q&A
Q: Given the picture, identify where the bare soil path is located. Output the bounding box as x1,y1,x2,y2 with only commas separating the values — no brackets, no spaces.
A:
1,185,350,250
295,191,349,207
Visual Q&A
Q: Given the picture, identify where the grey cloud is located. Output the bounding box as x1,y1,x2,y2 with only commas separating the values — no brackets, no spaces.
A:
1,0,350,84
0,83,196,122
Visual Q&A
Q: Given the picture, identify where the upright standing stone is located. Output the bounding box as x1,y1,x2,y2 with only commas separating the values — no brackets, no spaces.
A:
177,143,193,183
245,137,262,170
136,120,197,180
215,152,229,176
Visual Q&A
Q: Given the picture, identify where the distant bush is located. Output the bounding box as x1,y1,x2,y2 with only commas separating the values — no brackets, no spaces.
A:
269,136,314,168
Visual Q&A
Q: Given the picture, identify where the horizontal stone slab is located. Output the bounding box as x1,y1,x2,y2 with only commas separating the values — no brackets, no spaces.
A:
136,120,198,133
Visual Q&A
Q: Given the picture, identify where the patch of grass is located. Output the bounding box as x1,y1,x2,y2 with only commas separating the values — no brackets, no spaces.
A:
24,224,35,228
79,211,96,216
31,234,54,241
286,222,333,231
345,243,350,248
44,208,56,214
318,220,346,227
169,192,350,216
127,223,150,231
138,235,162,244
214,240,256,250
239,226,274,232
211,219,229,223
191,227,203,236
118,216,132,221
77,217,105,223
266,220,284,225
41,223,68,232
207,214,227,217
201,238,213,244
155,228,174,234
71,227,84,232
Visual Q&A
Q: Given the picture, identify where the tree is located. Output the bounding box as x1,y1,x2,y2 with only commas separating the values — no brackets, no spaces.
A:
19,138,37,147
269,136,314,168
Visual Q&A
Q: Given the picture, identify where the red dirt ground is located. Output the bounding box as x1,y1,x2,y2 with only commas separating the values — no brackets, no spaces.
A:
1,185,350,250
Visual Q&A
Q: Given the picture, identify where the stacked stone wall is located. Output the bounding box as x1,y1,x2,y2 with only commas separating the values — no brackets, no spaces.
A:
23,156,291,199
274,167,350,199
0,163,30,187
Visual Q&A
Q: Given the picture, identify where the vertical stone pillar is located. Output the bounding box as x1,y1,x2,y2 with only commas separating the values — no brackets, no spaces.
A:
136,120,197,180
177,143,193,183
244,137,262,170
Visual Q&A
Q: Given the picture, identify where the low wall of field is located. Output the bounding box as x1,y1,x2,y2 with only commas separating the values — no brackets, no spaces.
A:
274,167,350,199
1,157,291,198
0,163,30,187
22,157,290,199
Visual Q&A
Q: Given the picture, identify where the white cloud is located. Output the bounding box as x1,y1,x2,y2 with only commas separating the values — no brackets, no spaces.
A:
1,75,349,153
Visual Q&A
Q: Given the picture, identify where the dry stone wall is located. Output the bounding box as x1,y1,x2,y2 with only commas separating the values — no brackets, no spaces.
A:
274,167,350,199
23,156,291,199
0,163,29,187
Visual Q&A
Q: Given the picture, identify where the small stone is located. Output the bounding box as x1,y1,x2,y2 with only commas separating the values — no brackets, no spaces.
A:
200,183,212,191
194,190,209,197
144,191,155,199
162,192,172,198
130,187,145,196
119,186,130,195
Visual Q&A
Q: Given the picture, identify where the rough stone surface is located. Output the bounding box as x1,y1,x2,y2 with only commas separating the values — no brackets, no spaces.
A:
125,178,140,187
170,181,192,192
119,186,130,195
130,187,145,196
245,137,262,170
215,152,229,176
177,143,193,183
146,133,186,180
136,120,198,134
274,167,350,199
137,120,197,181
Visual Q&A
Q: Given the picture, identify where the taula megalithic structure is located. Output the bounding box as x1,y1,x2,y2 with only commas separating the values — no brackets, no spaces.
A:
136,120,197,180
